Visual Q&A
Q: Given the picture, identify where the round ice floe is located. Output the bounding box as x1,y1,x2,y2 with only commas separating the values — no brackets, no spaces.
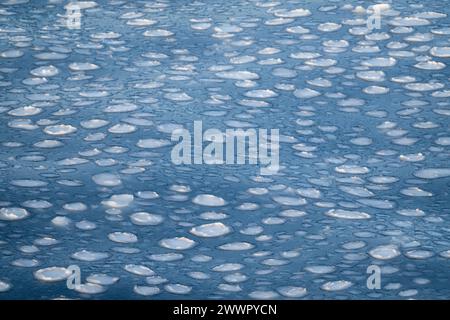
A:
149,253,183,262
326,209,371,220
124,264,155,276
34,237,59,246
430,46,450,58
8,106,42,116
321,280,353,291
414,61,445,70
244,89,277,98
0,280,11,292
165,283,191,294
71,250,109,262
342,241,366,250
30,65,59,77
400,187,432,197
91,32,121,39
69,62,99,71
405,250,434,260
305,265,335,274
33,140,63,148
63,202,87,211
318,22,341,32
76,220,97,230
339,186,374,198
335,165,369,174
200,211,228,220
22,200,52,209
43,124,77,135
52,216,71,227
277,286,307,298
293,88,321,99
249,290,279,299
397,209,425,217
134,285,160,296
390,17,430,27
11,179,48,187
102,194,133,208
11,258,39,268
190,222,231,237
414,168,450,179
218,242,254,251
192,194,226,207
143,29,174,37
272,196,306,206
1,49,24,58
130,212,163,226
136,191,159,199
136,138,171,148
92,173,121,187
212,263,243,272
363,86,389,94
34,267,71,282
369,245,401,260
159,237,196,250
108,232,138,244
80,119,109,129
34,52,68,60
215,71,259,80
0,207,29,221
435,137,450,146
399,289,418,298
86,274,119,286
74,283,106,294
405,82,444,91
164,92,193,102
279,209,307,218
19,245,39,254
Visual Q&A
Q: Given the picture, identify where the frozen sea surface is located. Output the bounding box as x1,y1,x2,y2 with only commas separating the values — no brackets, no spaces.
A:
1,0,450,299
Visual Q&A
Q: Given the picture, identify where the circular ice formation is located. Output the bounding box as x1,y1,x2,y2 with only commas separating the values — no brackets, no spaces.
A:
34,267,71,282
277,286,307,298
369,245,401,260
414,168,450,179
134,285,160,296
86,274,119,286
272,196,306,206
130,212,164,226
190,222,231,238
74,283,106,294
0,207,29,221
192,194,226,207
0,280,11,293
321,280,353,291
30,65,59,77
108,232,138,244
124,264,155,276
92,173,122,187
71,250,109,262
165,283,192,294
305,265,336,274
159,237,196,250
218,242,254,251
326,209,371,220
69,62,99,71
136,138,171,148
43,124,77,135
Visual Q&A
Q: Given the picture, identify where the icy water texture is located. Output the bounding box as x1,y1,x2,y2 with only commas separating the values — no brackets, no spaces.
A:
0,0,450,300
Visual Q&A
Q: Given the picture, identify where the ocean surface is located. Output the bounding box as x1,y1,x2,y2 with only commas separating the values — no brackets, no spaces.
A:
1,0,450,299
